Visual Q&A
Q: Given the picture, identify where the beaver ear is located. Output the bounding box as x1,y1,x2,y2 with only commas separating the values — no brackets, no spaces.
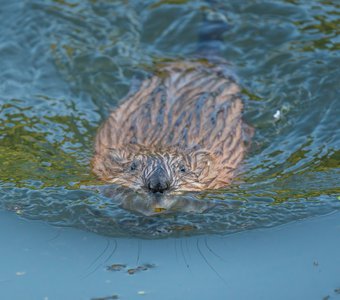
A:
108,148,132,163
190,150,211,160
186,149,212,170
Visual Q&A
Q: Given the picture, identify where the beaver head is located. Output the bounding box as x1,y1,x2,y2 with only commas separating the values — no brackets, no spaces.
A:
92,144,225,194
92,60,250,196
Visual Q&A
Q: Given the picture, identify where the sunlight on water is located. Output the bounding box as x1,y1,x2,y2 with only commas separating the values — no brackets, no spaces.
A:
0,0,339,237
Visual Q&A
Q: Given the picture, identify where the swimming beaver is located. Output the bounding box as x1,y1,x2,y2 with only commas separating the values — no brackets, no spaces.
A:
93,59,252,194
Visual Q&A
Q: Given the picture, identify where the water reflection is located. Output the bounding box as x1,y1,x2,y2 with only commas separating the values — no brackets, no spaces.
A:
97,185,230,216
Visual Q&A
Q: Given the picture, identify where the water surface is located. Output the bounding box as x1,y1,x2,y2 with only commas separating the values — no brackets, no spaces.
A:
0,0,339,238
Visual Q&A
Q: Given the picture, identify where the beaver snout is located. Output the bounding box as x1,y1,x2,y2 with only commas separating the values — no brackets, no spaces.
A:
146,167,171,194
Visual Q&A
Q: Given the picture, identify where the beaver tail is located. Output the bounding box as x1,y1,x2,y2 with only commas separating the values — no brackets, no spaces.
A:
196,1,229,58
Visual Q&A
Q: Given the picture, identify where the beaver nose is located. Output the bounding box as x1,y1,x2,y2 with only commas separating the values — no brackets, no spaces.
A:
148,180,170,193
147,169,170,193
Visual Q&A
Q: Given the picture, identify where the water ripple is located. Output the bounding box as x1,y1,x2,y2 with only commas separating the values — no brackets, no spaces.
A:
0,0,339,238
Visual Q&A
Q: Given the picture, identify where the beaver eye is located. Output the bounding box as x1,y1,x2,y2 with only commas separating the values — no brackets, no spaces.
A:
179,165,186,173
130,161,138,171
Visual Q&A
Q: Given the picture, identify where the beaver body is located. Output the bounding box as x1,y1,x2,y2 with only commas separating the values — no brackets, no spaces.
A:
93,60,251,194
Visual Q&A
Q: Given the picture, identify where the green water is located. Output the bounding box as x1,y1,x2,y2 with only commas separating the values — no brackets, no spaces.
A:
0,0,339,237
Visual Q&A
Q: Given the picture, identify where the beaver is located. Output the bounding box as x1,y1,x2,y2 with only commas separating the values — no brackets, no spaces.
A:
92,59,252,195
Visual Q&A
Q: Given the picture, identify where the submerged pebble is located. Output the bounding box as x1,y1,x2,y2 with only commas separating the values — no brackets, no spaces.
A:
127,263,156,275
15,271,26,276
106,264,127,272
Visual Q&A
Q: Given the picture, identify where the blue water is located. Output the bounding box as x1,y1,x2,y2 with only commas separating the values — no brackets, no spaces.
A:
0,0,339,298
1,210,340,299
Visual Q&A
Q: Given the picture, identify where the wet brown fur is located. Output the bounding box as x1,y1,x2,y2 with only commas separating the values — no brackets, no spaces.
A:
93,60,252,192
